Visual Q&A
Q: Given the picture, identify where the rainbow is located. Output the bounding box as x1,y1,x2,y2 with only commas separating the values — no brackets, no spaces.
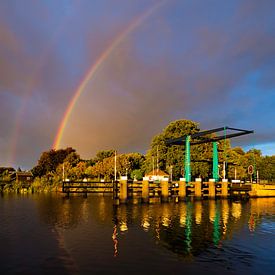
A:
53,0,166,149
6,5,79,166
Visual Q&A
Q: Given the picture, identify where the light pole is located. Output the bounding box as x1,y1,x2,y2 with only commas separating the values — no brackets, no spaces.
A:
114,150,117,181
170,165,173,182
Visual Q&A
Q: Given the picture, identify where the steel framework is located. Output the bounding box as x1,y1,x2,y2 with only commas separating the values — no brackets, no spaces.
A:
166,127,254,182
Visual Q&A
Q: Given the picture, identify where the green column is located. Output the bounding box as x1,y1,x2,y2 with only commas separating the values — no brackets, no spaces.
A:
185,135,191,183
213,142,219,181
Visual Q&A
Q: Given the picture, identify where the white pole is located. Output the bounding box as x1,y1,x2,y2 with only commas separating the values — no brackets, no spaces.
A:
62,163,65,182
223,161,226,180
157,146,159,175
114,151,117,181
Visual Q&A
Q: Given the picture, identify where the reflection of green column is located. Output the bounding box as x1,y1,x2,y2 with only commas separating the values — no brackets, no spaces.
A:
213,206,220,245
185,136,191,183
213,142,219,181
185,202,192,253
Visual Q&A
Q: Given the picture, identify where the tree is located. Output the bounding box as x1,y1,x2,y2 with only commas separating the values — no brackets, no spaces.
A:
131,169,143,180
64,152,80,167
85,152,145,181
259,156,275,181
32,147,77,177
143,119,214,180
72,161,87,179
94,150,115,163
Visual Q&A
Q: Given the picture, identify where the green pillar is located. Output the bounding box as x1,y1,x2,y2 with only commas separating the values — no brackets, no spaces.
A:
185,135,191,183
213,142,219,181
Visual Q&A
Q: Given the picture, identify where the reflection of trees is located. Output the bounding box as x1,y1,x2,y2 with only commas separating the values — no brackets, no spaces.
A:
249,198,275,232
35,194,114,229
35,194,88,229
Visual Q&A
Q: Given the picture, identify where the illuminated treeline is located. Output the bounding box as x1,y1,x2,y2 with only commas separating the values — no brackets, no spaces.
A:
1,120,275,192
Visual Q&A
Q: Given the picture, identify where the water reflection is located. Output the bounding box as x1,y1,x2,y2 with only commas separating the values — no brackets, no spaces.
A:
232,202,242,220
194,201,202,225
1,194,275,274
221,200,229,235
112,225,118,257
179,203,187,227
110,199,274,258
32,195,275,259
0,195,275,274
141,205,150,232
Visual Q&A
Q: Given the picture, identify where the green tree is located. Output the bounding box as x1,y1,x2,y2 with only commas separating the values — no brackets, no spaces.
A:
86,152,144,181
259,156,275,181
94,150,115,163
131,169,143,180
143,119,214,180
64,151,80,167
32,147,77,177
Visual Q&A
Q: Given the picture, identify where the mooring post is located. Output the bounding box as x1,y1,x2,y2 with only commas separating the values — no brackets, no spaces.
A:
142,177,149,203
221,179,228,198
119,176,128,203
208,179,216,199
194,178,202,199
179,178,186,201
161,178,169,202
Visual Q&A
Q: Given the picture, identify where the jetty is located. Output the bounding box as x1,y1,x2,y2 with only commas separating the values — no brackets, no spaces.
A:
62,177,275,202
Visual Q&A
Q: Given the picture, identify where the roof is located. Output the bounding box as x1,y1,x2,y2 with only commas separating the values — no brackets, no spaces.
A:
145,169,169,177
16,171,33,176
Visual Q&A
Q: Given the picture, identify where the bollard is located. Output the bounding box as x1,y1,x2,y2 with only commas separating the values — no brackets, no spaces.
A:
119,176,128,203
142,177,149,203
161,178,169,202
194,178,202,199
221,179,228,198
179,178,186,201
208,180,216,199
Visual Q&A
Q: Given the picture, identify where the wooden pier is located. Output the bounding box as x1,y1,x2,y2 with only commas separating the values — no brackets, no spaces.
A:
62,177,275,202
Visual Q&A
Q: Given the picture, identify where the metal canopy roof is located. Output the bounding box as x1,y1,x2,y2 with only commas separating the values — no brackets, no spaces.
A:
166,126,254,146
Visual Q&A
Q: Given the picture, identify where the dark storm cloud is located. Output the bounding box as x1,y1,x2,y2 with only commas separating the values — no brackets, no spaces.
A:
0,0,275,167
62,0,275,159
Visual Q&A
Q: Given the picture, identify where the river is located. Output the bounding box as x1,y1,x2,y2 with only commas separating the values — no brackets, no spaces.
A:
0,194,274,274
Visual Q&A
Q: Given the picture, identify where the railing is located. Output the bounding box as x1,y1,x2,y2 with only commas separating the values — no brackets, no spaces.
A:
62,180,115,194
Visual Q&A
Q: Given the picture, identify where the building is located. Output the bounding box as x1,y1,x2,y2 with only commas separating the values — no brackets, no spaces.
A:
16,171,33,184
145,169,169,182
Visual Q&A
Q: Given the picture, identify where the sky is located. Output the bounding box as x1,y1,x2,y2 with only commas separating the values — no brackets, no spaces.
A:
0,0,275,169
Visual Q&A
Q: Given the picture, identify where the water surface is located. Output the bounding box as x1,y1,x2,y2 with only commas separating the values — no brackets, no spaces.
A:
0,194,274,274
